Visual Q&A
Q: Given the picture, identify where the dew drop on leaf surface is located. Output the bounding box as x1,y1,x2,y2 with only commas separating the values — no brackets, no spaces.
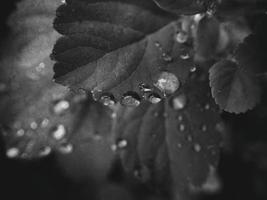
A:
51,124,66,140
171,94,187,110
154,72,180,95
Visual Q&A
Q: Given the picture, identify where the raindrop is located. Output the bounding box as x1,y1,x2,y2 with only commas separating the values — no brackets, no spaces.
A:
162,53,173,62
180,52,190,60
171,94,187,110
6,147,19,158
179,124,185,131
58,143,73,154
30,121,38,130
194,143,202,152
178,115,183,121
176,31,188,43
154,41,161,48
190,66,197,72
51,124,66,140
148,93,162,104
187,135,193,142
117,139,128,149
99,94,115,106
16,129,25,137
111,112,117,119
52,100,70,115
204,103,210,110
201,124,207,132
154,72,180,95
139,83,152,93
0,83,7,93
36,62,45,72
41,118,49,128
121,92,141,107
39,146,52,157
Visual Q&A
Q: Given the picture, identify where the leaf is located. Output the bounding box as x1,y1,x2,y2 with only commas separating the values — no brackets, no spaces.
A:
209,59,261,114
112,74,222,197
52,0,195,103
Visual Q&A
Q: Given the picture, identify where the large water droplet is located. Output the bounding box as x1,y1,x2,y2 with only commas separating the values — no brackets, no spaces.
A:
41,118,49,128
36,62,45,72
99,94,115,106
171,94,187,110
179,124,185,131
176,31,188,43
58,143,73,154
52,100,70,115
51,124,66,140
154,72,180,95
148,93,162,104
6,147,20,158
121,92,141,107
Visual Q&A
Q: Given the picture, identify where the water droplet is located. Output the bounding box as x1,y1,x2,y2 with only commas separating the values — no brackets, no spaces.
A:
154,41,161,48
111,112,117,119
176,31,188,43
215,122,225,133
16,129,25,137
134,165,150,182
36,62,45,72
162,53,173,62
61,0,66,3
99,94,115,106
202,165,221,193
91,89,102,101
187,135,193,142
39,146,52,157
41,118,49,128
30,121,38,130
52,100,70,115
180,52,190,60
194,143,202,152
121,92,141,107
163,112,168,118
154,112,159,117
171,94,187,110
51,124,66,140
179,124,185,131
117,139,128,149
58,143,73,154
177,143,182,148
204,104,210,110
0,83,7,93
110,144,117,152
148,93,162,104
190,66,197,72
139,83,152,93
201,124,207,132
154,72,180,95
6,147,19,158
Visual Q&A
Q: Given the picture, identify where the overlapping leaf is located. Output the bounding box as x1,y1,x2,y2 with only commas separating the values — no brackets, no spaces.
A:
209,60,261,114
113,72,222,196
52,0,195,102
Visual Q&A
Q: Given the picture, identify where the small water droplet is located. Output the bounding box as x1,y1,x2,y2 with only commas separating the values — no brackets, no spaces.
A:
6,147,19,158
91,89,102,101
178,115,183,121
61,0,66,3
204,104,210,110
163,112,168,118
201,124,207,132
134,165,150,182
121,92,141,107
180,52,190,60
154,112,159,117
52,100,70,115
187,135,193,142
30,121,38,130
148,93,162,104
58,143,73,154
117,139,128,149
154,41,161,48
154,72,180,95
177,143,182,148
194,143,202,152
41,118,49,128
111,112,117,119
51,124,66,140
36,62,45,72
100,94,115,106
39,146,52,157
162,53,173,62
179,124,185,131
139,83,152,93
171,94,187,110
0,83,7,93
190,66,197,72
16,129,25,137
176,31,188,43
